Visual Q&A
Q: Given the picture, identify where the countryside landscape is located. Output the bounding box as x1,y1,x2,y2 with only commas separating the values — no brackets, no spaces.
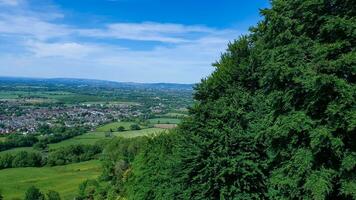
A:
0,77,191,199
0,0,355,200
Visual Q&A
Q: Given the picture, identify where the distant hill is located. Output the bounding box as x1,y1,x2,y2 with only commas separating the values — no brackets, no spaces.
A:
0,76,194,91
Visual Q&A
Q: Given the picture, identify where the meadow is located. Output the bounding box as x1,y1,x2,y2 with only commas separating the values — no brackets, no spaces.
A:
0,127,166,154
96,121,136,132
50,128,165,149
0,160,101,200
148,118,181,124
162,112,188,118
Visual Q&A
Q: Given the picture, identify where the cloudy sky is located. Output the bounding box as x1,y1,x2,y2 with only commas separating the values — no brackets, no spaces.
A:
0,0,269,83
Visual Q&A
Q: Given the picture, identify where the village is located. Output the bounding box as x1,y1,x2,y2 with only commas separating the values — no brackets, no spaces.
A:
0,100,145,134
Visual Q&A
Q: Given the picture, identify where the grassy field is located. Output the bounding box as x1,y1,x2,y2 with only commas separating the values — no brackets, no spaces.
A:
0,91,73,100
154,124,177,129
0,160,101,200
1,127,165,154
48,132,109,149
148,118,181,124
113,128,165,138
162,112,188,118
96,121,136,132
49,128,164,149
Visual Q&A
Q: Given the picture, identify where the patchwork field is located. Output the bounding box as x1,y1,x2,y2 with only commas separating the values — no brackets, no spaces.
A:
0,91,108,104
0,160,101,200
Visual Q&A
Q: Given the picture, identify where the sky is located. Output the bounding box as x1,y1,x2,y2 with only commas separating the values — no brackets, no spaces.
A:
0,0,269,83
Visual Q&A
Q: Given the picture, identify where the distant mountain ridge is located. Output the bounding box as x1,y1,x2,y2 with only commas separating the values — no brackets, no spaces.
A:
0,76,194,90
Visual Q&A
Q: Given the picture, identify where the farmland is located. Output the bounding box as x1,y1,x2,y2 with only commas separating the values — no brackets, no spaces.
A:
0,160,101,200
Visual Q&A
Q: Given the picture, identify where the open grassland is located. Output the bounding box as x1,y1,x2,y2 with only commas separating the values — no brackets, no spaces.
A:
0,160,101,200
48,132,109,149
96,121,136,132
161,112,188,118
50,128,165,149
148,118,181,124
1,127,165,154
154,124,177,129
113,128,165,138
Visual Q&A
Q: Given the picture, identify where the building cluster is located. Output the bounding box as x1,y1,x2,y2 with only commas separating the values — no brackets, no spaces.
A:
0,100,142,134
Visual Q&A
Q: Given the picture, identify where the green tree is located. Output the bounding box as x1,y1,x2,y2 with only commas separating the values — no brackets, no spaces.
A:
117,126,125,132
46,190,61,200
25,186,44,200
125,0,356,199
130,124,141,130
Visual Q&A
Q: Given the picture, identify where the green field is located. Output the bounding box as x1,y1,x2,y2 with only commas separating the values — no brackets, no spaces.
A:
49,128,164,149
1,127,165,154
113,128,165,138
148,118,181,124
0,91,73,100
96,121,136,132
0,160,101,200
162,112,188,118
48,132,109,149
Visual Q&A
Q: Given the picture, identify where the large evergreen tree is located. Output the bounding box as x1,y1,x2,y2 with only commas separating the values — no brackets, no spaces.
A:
127,0,355,199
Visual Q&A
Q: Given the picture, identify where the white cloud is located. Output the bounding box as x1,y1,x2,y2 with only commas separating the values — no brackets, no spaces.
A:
26,41,98,58
0,1,245,83
78,22,215,43
0,14,71,40
0,0,20,6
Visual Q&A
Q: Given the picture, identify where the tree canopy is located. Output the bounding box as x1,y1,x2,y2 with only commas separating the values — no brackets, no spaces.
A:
126,0,355,199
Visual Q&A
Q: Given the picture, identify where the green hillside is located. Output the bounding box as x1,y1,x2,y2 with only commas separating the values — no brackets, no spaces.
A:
124,1,356,199
0,160,101,200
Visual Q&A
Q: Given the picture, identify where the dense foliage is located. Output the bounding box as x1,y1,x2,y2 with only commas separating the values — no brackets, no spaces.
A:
38,126,89,146
47,144,103,166
74,136,149,199
0,126,88,152
25,186,45,200
24,186,61,200
0,134,38,151
0,143,102,169
125,0,356,199
0,151,43,169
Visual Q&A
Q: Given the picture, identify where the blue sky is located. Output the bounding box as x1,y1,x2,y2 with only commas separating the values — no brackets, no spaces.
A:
0,0,269,83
